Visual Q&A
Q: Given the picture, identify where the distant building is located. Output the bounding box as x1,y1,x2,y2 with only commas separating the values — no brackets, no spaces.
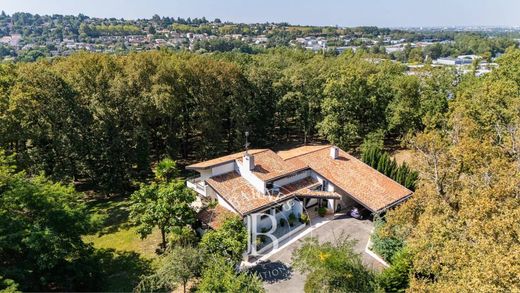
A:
0,34,22,46
435,57,474,66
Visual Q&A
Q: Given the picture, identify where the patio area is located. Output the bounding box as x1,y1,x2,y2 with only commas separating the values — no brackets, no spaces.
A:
256,220,306,253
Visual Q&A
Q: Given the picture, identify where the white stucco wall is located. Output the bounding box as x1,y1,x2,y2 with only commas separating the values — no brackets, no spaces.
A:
273,169,310,188
211,162,235,177
197,169,213,180
327,182,335,192
216,193,239,214
236,160,265,193
310,171,326,186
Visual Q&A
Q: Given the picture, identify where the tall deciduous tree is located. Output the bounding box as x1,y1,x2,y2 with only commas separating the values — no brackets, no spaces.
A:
0,149,100,291
379,50,520,292
129,158,196,250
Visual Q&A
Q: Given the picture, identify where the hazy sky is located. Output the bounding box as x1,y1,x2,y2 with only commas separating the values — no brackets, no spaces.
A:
0,0,519,27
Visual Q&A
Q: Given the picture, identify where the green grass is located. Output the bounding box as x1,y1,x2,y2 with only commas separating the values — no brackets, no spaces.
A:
82,196,162,291
83,226,162,259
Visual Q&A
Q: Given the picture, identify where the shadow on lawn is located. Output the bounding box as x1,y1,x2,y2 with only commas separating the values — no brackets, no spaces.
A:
93,248,153,292
87,196,134,236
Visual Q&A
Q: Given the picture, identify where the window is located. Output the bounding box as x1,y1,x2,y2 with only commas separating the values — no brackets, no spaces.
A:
322,180,329,191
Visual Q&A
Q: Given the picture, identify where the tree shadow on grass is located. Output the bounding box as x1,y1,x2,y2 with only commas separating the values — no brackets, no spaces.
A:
93,248,154,292
87,196,135,236
249,260,293,284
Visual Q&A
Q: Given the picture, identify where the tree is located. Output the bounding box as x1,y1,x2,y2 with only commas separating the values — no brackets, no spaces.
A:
277,55,329,144
408,47,424,63
197,255,264,293
199,217,248,265
291,236,376,293
319,52,400,149
153,157,179,182
362,145,418,190
130,179,196,250
378,48,520,292
0,149,100,291
386,75,421,134
135,246,203,293
130,158,196,250
0,276,20,293
360,129,385,156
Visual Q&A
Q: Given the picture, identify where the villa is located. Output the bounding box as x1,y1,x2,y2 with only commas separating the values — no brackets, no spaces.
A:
186,145,412,254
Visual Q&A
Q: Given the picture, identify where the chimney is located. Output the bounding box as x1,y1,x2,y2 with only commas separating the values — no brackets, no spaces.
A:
330,146,339,159
243,153,255,170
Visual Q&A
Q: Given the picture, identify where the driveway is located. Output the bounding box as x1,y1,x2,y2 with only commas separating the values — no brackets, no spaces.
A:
250,215,384,293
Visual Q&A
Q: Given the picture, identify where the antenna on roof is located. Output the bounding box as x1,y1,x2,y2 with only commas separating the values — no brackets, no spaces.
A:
244,131,250,155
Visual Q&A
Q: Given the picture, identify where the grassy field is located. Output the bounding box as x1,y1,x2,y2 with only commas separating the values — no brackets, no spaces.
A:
82,196,162,291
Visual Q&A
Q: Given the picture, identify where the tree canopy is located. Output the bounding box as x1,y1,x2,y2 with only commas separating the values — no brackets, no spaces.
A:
0,149,100,291
375,47,520,292
291,236,376,293
129,158,196,250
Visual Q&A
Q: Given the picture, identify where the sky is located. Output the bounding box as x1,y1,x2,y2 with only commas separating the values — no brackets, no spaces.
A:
0,0,519,27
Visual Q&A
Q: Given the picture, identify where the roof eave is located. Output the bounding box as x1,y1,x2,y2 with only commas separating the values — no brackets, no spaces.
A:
374,192,414,214
186,160,235,170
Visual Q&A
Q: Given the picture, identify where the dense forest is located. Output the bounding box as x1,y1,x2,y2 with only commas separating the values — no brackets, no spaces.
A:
1,46,519,291
0,48,454,194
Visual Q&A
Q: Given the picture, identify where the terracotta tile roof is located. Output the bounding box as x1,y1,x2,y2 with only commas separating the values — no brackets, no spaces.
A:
278,177,320,195
197,205,236,229
294,189,342,200
240,150,306,181
206,171,291,215
285,146,412,212
277,145,330,160
186,149,267,170
190,145,412,214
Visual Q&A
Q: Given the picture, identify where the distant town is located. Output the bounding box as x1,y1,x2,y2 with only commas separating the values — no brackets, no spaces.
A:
1,12,520,75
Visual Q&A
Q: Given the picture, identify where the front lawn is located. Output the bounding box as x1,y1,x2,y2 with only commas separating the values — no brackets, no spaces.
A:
82,196,161,291
83,226,162,259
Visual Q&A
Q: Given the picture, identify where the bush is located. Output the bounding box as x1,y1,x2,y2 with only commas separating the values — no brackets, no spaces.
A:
371,219,404,262
318,207,327,217
376,248,412,292
168,226,198,247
